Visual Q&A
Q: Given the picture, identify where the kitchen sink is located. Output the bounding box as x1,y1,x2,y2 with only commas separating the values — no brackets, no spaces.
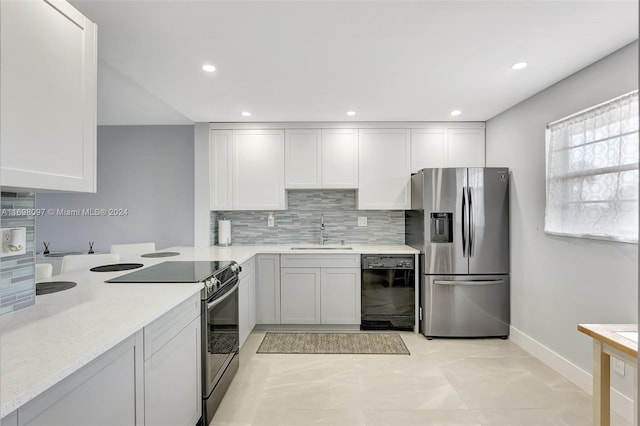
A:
290,245,352,250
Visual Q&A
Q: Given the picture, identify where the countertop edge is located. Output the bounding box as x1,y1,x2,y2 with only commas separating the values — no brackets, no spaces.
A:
2,244,418,417
577,323,638,359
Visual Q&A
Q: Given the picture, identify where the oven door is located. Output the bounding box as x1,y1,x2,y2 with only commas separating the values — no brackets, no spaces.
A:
203,280,239,397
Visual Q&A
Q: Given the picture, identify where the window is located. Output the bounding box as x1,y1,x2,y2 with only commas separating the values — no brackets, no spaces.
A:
545,90,639,243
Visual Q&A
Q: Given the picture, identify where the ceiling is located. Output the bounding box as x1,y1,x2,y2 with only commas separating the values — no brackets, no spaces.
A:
69,0,638,126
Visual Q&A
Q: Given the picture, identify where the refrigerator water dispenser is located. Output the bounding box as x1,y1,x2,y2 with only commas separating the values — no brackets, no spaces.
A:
430,213,452,243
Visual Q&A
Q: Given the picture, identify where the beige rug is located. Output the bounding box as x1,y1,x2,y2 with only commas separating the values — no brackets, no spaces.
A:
256,332,410,355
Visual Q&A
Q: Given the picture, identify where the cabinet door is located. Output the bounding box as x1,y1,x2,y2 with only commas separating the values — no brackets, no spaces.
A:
447,128,485,167
411,128,447,172
256,254,281,324
285,129,321,189
210,130,233,210
248,262,256,332
2,411,17,426
0,0,97,192
233,129,286,210
144,318,201,426
18,333,143,426
321,129,359,188
358,129,411,210
239,258,256,347
280,268,321,324
321,268,361,324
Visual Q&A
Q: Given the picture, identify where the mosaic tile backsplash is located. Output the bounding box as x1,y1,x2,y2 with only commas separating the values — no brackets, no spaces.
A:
211,190,405,245
0,192,36,315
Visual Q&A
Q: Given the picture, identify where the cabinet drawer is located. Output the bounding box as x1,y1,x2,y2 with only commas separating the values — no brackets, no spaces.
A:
144,293,200,360
280,254,360,268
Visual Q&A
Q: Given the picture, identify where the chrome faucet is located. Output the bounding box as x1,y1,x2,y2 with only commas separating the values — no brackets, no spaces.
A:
320,214,326,245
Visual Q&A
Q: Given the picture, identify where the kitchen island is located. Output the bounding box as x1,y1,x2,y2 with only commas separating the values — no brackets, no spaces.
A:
578,324,638,426
1,244,416,422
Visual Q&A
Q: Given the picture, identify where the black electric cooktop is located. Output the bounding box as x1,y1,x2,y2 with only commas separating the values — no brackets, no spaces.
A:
106,261,234,283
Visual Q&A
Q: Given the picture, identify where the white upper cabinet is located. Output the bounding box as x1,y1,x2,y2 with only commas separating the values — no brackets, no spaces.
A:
285,129,322,188
210,130,233,210
411,129,447,171
0,0,97,192
321,129,358,188
233,129,286,210
447,127,485,167
285,128,358,189
411,125,485,171
358,129,411,210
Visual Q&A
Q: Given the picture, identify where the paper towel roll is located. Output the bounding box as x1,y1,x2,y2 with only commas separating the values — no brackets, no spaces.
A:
218,220,231,246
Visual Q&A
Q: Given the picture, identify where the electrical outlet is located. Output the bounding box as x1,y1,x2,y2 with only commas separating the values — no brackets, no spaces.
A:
267,213,275,227
357,217,367,227
613,357,625,376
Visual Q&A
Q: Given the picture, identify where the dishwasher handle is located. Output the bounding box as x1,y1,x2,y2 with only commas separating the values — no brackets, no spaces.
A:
433,279,504,286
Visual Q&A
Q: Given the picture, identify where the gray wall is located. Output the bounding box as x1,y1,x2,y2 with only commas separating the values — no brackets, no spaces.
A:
212,190,405,245
485,41,638,397
36,125,194,254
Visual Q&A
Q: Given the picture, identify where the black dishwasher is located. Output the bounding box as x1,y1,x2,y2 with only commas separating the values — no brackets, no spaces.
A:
361,255,415,331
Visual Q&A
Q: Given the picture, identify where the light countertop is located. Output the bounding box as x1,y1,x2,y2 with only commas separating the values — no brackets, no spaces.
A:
1,244,418,417
577,323,638,359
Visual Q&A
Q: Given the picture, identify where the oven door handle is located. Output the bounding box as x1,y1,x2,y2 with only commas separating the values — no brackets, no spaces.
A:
207,281,239,309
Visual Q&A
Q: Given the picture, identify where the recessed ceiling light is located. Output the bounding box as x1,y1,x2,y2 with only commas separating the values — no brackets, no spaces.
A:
241,111,251,117
511,62,527,70
346,111,356,116
202,64,216,73
450,110,461,117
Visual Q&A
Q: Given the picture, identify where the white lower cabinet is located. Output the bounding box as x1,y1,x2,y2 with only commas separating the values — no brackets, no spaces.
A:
256,254,281,324
2,411,17,426
280,255,361,325
239,257,256,347
11,294,201,426
143,294,201,426
17,332,144,426
280,268,321,324
321,268,361,324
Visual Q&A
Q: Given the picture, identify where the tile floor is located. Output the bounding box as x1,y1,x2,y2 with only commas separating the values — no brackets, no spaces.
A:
211,331,632,426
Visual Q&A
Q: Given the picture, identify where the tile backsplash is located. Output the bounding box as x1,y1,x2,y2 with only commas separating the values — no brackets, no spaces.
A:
0,192,36,315
211,190,405,245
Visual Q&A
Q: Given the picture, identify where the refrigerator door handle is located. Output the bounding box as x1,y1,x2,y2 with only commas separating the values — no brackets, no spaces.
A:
461,187,467,257
467,187,474,257
433,279,504,286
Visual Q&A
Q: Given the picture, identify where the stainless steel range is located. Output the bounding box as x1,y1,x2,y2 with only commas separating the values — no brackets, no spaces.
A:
107,260,241,426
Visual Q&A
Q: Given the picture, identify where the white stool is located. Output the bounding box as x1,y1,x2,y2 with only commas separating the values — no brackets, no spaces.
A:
35,263,53,282
61,253,120,274
110,242,156,258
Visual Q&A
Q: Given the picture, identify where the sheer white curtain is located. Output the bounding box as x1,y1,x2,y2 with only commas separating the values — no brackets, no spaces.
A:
545,90,639,243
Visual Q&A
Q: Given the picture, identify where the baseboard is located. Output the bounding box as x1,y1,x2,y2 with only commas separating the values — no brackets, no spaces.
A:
510,326,634,424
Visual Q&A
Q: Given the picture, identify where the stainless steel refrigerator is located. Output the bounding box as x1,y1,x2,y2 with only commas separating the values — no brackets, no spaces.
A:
406,168,510,338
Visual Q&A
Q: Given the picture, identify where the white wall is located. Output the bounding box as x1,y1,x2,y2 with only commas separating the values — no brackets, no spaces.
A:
36,125,194,253
486,41,638,399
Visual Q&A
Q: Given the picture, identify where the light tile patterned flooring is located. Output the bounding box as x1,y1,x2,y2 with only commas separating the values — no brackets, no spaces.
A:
211,331,632,426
